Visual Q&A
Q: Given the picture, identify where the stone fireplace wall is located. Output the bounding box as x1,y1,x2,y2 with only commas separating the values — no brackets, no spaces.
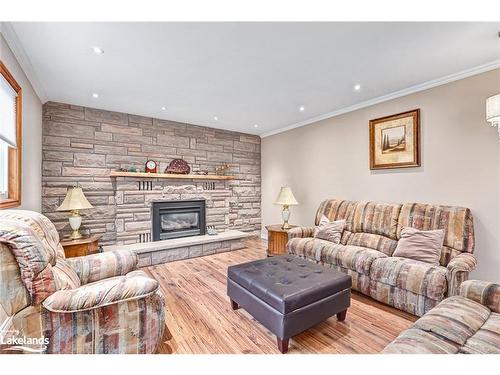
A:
41,102,261,245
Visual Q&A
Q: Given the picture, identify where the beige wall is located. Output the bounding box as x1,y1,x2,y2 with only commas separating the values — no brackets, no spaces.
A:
262,68,500,282
0,32,42,212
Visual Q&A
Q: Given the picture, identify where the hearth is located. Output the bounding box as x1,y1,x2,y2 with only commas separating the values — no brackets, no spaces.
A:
152,200,206,241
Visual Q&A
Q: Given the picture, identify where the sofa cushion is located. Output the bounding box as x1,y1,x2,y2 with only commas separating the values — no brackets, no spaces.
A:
393,227,444,265
344,231,398,256
314,200,358,227
0,243,30,317
351,201,401,239
460,312,500,354
398,203,474,266
370,257,447,300
382,327,459,354
313,218,345,244
0,219,57,305
288,237,386,275
412,296,490,346
0,210,64,262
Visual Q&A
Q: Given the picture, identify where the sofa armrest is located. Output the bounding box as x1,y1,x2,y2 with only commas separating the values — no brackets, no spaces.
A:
460,280,500,313
41,276,165,353
66,250,138,285
446,253,477,297
287,226,316,240
42,270,157,312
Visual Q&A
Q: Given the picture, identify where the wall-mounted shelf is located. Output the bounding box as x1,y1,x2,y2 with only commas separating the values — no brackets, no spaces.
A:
109,171,235,180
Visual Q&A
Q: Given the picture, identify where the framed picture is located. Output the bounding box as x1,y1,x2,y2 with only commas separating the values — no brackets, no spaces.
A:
369,109,420,170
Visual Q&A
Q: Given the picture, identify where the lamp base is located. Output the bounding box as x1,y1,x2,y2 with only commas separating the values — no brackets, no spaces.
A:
68,210,83,240
281,205,291,230
69,230,83,240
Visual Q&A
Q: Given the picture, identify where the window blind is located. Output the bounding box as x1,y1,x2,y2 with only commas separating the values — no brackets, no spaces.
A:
0,73,17,148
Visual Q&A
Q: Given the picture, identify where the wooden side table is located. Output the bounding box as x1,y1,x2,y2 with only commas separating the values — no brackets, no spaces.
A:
60,234,102,258
265,224,297,257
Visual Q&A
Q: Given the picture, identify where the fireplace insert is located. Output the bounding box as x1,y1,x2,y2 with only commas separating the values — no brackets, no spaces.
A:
152,200,206,241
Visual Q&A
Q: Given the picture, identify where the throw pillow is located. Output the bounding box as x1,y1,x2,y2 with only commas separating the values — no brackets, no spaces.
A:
314,218,345,244
393,226,445,265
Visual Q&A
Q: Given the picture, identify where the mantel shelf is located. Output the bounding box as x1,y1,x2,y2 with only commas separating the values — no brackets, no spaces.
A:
109,171,235,180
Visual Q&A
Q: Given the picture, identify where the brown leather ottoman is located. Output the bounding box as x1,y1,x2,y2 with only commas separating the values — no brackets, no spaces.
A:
227,255,352,353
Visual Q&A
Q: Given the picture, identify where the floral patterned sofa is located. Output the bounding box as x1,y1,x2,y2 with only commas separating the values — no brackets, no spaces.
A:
287,199,476,316
0,210,166,354
383,280,500,353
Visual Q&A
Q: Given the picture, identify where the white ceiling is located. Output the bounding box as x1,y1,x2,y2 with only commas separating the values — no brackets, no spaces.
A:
6,22,500,136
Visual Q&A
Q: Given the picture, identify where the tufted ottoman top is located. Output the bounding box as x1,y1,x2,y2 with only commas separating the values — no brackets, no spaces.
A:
228,255,351,314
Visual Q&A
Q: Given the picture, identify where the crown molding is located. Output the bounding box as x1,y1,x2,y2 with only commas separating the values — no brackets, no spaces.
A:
0,22,47,103
260,59,500,138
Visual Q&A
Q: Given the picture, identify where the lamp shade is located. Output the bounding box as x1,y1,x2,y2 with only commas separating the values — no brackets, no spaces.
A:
56,187,93,211
486,94,500,125
274,186,298,206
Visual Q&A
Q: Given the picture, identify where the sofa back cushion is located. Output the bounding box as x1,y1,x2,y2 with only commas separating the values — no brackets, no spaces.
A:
0,243,31,319
315,200,401,256
0,210,65,263
0,219,57,305
398,203,475,266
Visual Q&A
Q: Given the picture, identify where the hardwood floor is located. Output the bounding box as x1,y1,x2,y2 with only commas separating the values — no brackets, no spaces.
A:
145,238,417,354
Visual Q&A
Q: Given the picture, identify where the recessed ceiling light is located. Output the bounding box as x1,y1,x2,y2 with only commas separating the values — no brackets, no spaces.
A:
214,116,219,121
354,84,361,91
161,106,166,111
92,46,104,55
254,124,259,128
299,106,305,112
92,93,99,98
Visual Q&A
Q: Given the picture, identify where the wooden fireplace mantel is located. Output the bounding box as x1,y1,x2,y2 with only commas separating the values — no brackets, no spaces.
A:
109,171,235,180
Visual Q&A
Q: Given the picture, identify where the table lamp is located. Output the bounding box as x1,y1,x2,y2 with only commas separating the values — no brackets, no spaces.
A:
56,186,93,239
274,186,298,229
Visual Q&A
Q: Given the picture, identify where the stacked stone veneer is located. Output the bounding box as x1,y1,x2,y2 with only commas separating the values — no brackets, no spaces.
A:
41,102,261,245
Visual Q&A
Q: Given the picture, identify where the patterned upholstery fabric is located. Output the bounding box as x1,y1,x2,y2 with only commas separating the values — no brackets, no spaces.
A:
288,226,315,240
397,203,475,266
383,280,500,354
344,232,398,256
447,253,477,296
52,258,81,290
382,328,459,354
0,243,30,317
42,290,165,354
288,199,476,316
370,257,448,301
0,219,58,304
287,237,387,275
314,199,358,227
43,270,158,312
460,313,500,354
66,251,138,285
0,209,65,260
0,209,166,354
460,280,500,313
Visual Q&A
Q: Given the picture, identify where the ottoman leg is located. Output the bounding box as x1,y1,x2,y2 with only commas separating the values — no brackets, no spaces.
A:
336,309,347,321
277,338,289,354
230,299,239,310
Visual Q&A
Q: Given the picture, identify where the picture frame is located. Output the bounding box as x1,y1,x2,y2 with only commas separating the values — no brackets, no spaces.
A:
369,109,420,170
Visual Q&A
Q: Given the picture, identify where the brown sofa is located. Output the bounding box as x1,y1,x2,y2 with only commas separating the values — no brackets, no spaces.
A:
287,199,476,316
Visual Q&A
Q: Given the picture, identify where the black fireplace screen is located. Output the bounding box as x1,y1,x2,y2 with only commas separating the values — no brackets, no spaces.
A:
152,200,206,241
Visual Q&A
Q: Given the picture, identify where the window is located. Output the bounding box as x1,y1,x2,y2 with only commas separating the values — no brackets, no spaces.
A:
0,60,22,208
